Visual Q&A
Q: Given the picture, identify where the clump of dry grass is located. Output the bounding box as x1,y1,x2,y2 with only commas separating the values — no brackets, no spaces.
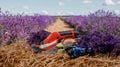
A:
0,41,120,67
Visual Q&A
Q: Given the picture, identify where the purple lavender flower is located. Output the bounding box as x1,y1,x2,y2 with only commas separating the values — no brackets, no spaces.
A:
73,31,120,56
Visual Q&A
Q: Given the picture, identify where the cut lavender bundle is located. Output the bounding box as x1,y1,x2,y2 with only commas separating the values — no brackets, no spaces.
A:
73,31,120,56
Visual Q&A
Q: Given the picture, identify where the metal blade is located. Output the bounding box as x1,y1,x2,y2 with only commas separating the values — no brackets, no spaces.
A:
39,40,58,50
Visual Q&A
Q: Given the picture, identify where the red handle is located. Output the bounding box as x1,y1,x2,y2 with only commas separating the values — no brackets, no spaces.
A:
40,30,77,50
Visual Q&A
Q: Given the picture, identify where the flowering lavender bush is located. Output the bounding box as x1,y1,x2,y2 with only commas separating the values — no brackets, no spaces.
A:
73,31,120,56
27,30,50,46
63,10,120,36
0,9,55,45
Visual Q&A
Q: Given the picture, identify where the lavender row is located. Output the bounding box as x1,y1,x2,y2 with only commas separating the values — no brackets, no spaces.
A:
73,31,120,56
0,11,56,45
63,10,120,36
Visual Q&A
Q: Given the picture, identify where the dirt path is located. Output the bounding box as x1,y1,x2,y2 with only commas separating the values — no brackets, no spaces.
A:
45,18,75,44
45,18,74,32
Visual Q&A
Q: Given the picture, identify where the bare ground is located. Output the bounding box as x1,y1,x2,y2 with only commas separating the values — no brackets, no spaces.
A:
0,18,120,67
45,18,74,32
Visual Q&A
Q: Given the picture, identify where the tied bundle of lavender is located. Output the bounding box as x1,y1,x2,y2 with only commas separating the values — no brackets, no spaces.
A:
73,31,120,56
27,30,50,46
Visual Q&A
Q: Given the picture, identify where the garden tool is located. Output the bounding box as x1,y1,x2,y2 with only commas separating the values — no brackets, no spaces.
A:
32,30,86,53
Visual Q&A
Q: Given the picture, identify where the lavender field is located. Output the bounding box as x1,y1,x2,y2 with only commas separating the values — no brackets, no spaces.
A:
0,10,120,67
63,10,120,36
0,10,56,45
